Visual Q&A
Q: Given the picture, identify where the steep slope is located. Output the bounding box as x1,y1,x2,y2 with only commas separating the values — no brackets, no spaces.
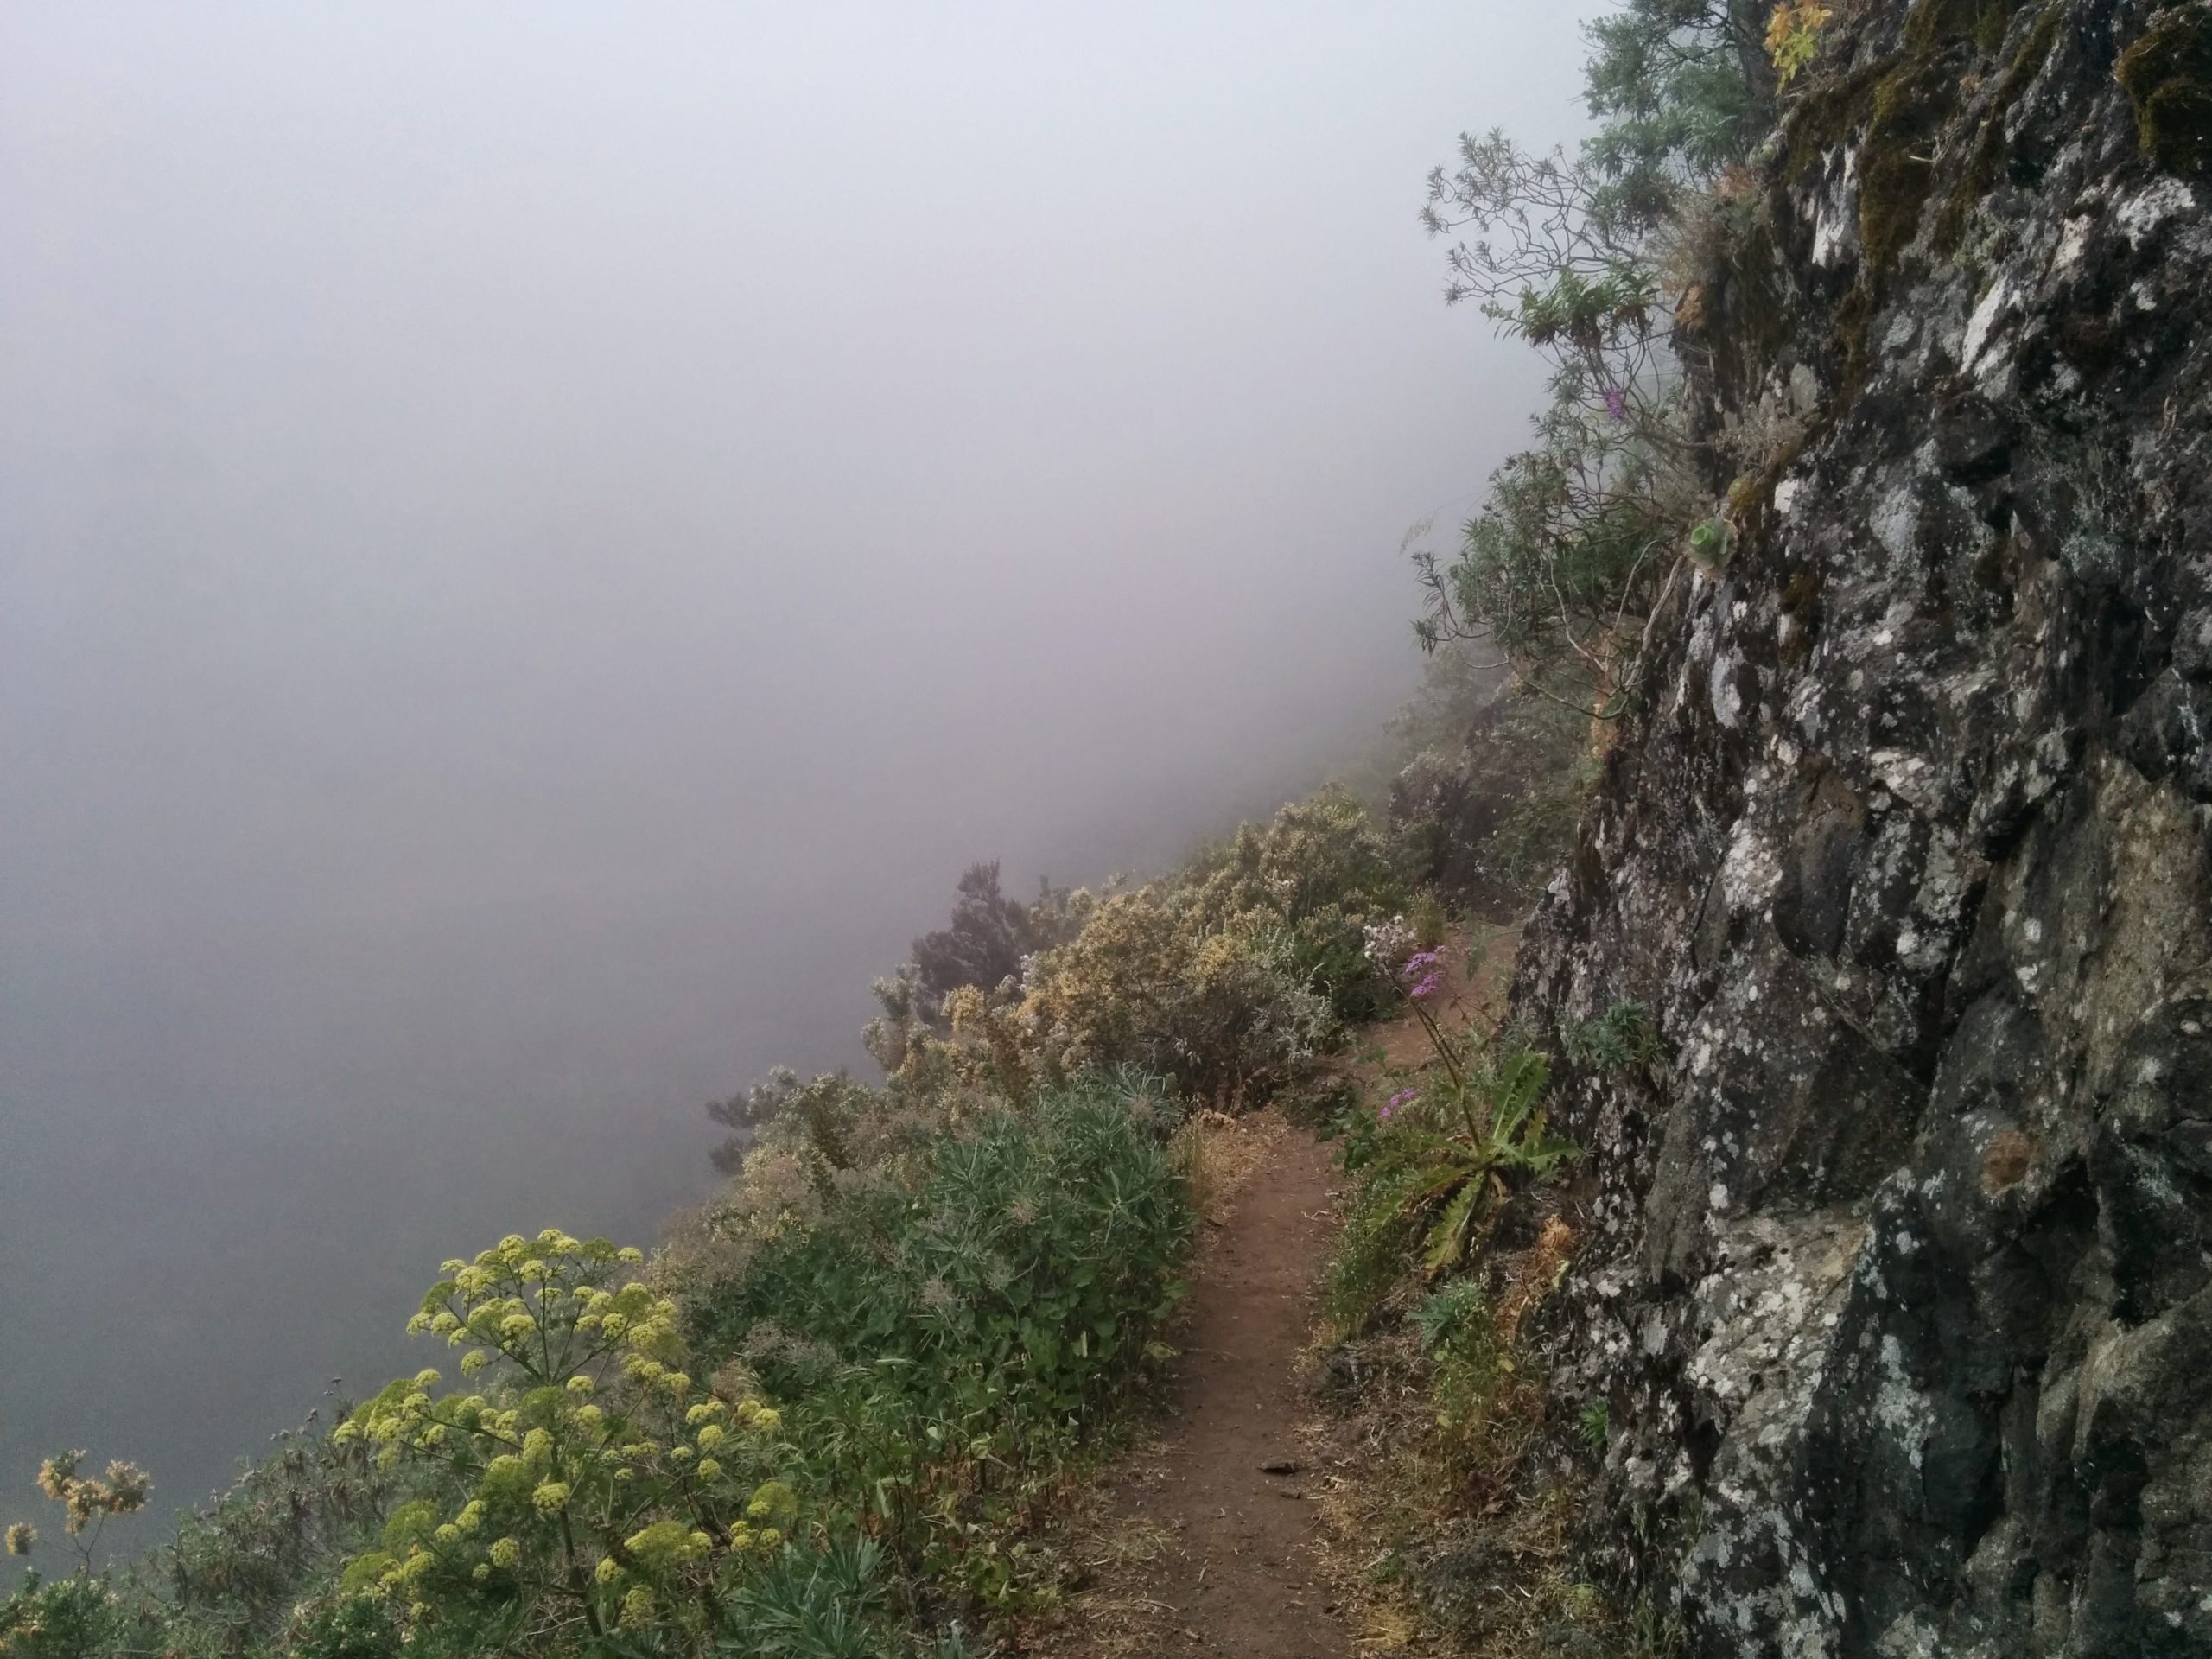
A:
1515,3,2212,1654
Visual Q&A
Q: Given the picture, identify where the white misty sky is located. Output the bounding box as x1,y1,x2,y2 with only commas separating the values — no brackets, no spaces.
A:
0,0,1592,1554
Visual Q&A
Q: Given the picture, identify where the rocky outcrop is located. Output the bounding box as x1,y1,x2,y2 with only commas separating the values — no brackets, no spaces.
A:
1518,3,2212,1654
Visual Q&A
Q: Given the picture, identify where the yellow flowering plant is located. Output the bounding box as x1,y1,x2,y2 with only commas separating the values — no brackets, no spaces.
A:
0,1449,154,1659
1764,0,1833,88
3,1447,152,1574
331,1230,797,1649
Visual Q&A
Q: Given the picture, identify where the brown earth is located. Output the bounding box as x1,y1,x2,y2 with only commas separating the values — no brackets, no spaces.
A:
1039,925,1520,1658
1041,1111,1348,1658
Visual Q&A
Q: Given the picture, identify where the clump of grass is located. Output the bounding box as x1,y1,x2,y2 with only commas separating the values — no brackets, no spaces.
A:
1564,1000,1663,1072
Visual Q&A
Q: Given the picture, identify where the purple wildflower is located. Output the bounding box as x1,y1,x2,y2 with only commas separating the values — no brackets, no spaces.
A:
1603,385,1629,423
1396,944,1450,1000
1381,1086,1420,1122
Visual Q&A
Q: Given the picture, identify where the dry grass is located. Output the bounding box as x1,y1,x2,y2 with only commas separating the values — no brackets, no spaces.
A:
1032,1442,1190,1659
1170,1105,1285,1226
1299,1234,1624,1658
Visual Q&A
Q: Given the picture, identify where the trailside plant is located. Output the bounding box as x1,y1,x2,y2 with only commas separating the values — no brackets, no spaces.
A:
0,1451,155,1659
1410,1042,1575,1279
1327,930,1579,1328
331,1229,798,1652
672,1074,1195,1613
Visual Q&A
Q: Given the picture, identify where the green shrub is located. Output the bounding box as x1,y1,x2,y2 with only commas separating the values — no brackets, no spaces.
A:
1564,1000,1663,1072
673,1072,1193,1608
0,1569,131,1659
687,1077,1191,1428
1325,1154,1440,1334
153,1421,410,1650
722,1536,891,1659
1411,1281,1510,1459
1020,789,1402,1103
289,1593,405,1659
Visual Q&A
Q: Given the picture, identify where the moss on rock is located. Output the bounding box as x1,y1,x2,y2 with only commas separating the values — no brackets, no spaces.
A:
1859,55,1959,274
2116,3,2212,175
1901,0,2031,55
1934,0,2069,252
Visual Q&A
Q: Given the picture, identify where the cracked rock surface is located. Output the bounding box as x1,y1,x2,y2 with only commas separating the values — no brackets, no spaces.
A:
1515,3,2212,1653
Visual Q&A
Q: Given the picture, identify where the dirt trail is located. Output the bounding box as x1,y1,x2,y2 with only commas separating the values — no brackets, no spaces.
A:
1050,1116,1347,1658
1046,926,1514,1657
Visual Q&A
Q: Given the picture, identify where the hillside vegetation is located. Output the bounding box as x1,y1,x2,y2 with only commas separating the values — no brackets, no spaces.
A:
22,0,2139,1647
3,768,1588,1658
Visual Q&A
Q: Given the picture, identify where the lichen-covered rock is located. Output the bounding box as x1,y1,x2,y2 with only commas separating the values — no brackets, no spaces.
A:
1517,3,2212,1653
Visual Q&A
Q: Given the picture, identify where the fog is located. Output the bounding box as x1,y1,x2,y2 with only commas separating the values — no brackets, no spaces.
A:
0,3,1587,1560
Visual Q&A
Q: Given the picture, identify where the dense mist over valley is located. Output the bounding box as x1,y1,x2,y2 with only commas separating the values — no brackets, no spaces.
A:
0,3,1587,1567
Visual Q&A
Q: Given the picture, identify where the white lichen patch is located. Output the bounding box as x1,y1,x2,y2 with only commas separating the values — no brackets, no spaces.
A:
1812,146,1860,269
1873,1334,1934,1471
1868,748,1946,817
1870,486,1920,563
1960,277,2018,377
2118,176,2197,247
2051,212,2097,276
1713,659,1746,728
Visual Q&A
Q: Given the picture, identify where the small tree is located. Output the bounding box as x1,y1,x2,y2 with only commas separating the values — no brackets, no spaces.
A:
21,1450,151,1574
1414,0,1776,714
2,1451,153,1659
909,862,1048,1018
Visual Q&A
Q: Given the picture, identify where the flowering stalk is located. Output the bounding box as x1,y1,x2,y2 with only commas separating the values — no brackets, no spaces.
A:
1398,945,1467,1096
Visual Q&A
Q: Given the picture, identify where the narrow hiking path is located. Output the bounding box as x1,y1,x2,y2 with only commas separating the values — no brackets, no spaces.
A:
1046,1111,1348,1658
1042,925,1521,1658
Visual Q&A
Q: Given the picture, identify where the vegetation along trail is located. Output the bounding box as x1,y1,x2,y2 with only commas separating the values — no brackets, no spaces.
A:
1052,1112,1347,1658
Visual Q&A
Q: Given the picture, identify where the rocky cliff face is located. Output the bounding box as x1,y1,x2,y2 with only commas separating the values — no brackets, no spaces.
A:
1517,3,2212,1654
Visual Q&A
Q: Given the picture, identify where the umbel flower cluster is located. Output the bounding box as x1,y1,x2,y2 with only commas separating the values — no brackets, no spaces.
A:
33,1451,151,1540
332,1230,796,1645
3,1446,151,1572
